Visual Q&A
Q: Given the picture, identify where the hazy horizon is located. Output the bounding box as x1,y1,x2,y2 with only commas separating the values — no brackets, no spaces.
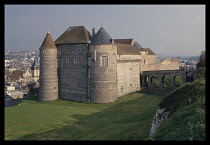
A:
5,5,205,57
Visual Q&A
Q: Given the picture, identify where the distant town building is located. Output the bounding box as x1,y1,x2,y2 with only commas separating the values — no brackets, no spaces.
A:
7,90,24,99
8,69,32,82
31,58,40,81
5,86,15,91
7,64,17,72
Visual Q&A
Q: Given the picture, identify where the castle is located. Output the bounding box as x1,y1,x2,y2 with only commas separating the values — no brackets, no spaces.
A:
39,25,180,103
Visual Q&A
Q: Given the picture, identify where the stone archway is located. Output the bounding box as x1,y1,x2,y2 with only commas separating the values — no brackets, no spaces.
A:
173,75,183,87
150,76,160,87
162,75,172,88
144,75,149,87
141,69,186,89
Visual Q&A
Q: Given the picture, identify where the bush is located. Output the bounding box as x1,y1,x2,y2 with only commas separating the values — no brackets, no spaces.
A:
196,67,205,79
151,78,206,140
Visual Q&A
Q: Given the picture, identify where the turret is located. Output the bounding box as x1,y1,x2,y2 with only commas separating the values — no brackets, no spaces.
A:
39,31,58,101
89,26,118,103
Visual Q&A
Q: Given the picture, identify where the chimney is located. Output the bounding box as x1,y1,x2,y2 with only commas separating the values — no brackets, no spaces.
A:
92,28,96,37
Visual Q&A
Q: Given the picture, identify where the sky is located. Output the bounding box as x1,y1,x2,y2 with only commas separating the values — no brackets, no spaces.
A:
5,5,205,57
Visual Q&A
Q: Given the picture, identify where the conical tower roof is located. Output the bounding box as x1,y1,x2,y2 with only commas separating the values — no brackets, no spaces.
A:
40,32,57,49
90,26,112,45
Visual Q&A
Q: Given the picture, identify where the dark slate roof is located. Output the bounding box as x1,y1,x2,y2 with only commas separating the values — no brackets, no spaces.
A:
134,41,144,50
90,27,112,45
21,86,28,91
117,44,141,55
113,39,133,45
40,32,57,49
145,48,156,55
8,65,16,68
55,26,91,44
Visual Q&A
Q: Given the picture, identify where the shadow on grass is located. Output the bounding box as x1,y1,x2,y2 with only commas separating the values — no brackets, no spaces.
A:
16,93,163,140
23,96,39,101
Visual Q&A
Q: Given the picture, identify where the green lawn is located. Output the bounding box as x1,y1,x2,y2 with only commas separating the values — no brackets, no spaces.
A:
5,92,164,140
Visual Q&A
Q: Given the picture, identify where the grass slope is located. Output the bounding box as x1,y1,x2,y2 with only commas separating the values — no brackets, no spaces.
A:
150,78,206,140
5,92,164,140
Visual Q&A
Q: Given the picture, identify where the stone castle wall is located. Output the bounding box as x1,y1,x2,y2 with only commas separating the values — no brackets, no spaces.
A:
141,57,180,72
89,44,118,103
39,48,58,101
57,44,88,102
156,58,179,70
117,55,140,97
140,51,148,71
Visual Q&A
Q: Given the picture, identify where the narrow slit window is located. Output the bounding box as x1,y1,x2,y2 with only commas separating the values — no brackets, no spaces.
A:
102,56,108,66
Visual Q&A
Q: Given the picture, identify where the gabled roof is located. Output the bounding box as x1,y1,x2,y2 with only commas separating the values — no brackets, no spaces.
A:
117,44,141,55
90,27,112,45
9,70,25,78
113,39,133,45
40,32,57,49
8,75,22,79
55,26,91,44
145,48,156,55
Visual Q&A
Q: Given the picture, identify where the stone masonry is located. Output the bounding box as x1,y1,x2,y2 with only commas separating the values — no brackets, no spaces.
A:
38,25,182,103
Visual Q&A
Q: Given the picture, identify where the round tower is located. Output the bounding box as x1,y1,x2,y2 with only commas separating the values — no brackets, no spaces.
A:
39,31,58,101
89,26,118,103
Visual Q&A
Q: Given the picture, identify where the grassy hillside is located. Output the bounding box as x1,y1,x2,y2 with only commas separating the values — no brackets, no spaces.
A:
149,78,205,140
5,93,164,140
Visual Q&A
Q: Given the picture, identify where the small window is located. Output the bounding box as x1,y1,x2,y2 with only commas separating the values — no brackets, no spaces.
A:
102,56,108,66
43,50,45,54
73,58,80,64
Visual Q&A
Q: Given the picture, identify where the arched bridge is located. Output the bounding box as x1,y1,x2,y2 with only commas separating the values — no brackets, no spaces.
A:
140,70,187,96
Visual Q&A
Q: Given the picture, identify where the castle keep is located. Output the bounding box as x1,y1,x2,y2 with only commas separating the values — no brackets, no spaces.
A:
39,26,180,103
